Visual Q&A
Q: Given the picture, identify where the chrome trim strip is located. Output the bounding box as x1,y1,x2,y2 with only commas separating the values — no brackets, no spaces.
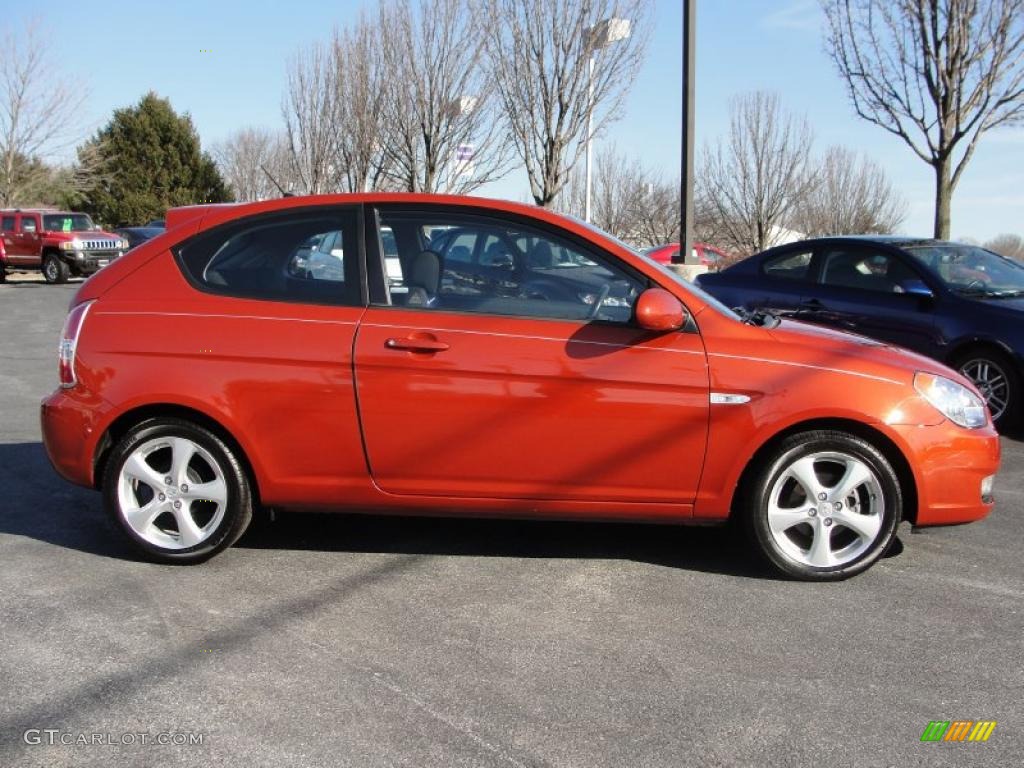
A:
95,311,358,326
360,322,706,355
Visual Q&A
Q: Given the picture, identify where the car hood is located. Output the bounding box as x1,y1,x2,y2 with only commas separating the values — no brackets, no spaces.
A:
766,318,973,389
970,295,1024,313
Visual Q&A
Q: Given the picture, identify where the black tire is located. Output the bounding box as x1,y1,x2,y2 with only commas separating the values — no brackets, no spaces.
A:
43,253,69,284
102,418,253,564
951,347,1021,432
741,430,902,581
0,267,6,283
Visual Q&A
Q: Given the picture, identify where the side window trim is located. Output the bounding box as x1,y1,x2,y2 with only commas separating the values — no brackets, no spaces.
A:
171,205,366,307
369,204,662,329
816,244,929,294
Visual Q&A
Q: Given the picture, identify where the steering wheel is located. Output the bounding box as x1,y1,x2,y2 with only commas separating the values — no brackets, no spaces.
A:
588,284,611,320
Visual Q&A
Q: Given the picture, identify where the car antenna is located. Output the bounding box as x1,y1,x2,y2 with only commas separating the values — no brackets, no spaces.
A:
261,166,294,198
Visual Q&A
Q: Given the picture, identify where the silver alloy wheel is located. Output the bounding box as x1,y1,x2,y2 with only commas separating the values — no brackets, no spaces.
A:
116,436,228,550
767,451,885,568
44,259,58,281
959,357,1010,422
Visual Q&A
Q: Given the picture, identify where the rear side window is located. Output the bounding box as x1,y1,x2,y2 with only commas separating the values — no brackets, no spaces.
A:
1,216,15,232
763,250,813,280
20,216,37,232
174,209,361,305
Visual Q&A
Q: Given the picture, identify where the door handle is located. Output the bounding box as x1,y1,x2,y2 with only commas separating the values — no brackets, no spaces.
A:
384,336,450,353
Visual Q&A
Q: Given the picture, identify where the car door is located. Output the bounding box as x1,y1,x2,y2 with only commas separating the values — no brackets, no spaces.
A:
1,214,23,264
801,244,939,355
16,214,41,266
354,205,710,505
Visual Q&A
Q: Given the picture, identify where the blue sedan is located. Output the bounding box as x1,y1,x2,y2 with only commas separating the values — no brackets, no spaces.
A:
696,236,1024,429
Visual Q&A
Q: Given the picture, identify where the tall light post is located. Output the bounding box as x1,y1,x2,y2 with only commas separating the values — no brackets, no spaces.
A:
681,0,698,266
584,17,632,223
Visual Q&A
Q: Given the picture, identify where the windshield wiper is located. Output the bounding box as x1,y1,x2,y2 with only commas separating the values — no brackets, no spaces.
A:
733,307,781,328
956,287,1024,298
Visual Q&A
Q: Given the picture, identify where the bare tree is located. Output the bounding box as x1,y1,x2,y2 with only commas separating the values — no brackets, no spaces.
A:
699,92,816,255
985,233,1024,260
555,144,645,238
554,144,684,247
376,0,512,194
214,127,294,201
331,18,392,192
792,145,907,236
482,0,650,207
0,19,87,206
282,42,340,195
823,0,1024,239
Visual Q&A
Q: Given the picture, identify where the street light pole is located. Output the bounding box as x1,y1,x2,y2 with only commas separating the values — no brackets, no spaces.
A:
681,0,697,265
585,55,595,223
583,18,631,224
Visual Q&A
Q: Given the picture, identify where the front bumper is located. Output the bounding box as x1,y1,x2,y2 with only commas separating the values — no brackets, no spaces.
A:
892,420,1001,526
67,251,119,274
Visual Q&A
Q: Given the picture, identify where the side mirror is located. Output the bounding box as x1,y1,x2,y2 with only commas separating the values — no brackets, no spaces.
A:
635,288,686,332
900,279,934,298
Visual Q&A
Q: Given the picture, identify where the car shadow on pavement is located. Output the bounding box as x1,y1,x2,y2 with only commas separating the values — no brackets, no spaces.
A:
1,441,906,578
0,442,135,561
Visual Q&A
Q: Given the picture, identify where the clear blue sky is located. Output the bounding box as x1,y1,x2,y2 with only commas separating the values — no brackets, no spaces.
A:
14,0,1023,240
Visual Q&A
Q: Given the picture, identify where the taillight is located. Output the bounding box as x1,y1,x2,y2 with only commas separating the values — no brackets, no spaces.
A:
58,301,94,388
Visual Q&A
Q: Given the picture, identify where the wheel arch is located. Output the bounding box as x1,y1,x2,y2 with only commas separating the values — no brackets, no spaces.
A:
730,417,920,525
945,337,1018,368
93,403,261,506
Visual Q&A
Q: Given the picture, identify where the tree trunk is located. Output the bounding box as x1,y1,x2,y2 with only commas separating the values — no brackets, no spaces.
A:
933,158,952,240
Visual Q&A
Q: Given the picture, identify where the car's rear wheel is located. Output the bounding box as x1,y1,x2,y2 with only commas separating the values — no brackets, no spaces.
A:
743,430,901,580
102,418,253,564
953,348,1020,431
43,253,69,284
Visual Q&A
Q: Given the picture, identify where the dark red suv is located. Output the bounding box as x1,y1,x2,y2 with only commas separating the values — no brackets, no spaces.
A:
0,209,128,283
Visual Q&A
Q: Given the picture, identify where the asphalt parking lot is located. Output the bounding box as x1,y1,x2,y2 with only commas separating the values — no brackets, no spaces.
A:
1,275,1022,767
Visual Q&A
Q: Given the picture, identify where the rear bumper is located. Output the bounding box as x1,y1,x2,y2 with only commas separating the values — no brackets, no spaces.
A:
40,387,110,488
892,421,1000,526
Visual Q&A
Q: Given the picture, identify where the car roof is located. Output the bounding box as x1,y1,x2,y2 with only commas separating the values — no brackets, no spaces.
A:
170,193,603,239
784,235,962,249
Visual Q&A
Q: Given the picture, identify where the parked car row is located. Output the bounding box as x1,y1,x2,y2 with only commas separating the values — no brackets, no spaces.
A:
696,236,1024,430
0,209,165,283
643,241,730,270
40,193,999,580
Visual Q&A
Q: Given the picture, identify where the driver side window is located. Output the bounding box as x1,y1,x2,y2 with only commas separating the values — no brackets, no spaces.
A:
376,211,644,323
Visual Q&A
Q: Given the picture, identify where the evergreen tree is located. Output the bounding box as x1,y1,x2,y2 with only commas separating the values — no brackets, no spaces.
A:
77,92,231,226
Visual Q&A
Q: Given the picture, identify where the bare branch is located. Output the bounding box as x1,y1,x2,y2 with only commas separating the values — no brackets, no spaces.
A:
0,18,89,206
823,0,1024,237
482,0,652,207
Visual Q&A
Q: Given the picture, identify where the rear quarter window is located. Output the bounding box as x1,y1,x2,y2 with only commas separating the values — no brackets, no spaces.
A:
173,209,362,306
763,250,813,280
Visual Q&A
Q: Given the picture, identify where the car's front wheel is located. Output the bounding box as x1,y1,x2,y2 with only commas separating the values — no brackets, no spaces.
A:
42,253,69,284
743,430,902,580
954,348,1020,431
102,418,253,563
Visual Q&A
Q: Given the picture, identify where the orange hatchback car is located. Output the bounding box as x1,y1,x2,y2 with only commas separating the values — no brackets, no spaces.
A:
41,195,1000,579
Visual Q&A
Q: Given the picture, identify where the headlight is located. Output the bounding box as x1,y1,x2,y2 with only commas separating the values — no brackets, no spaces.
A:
914,372,988,428
118,239,130,249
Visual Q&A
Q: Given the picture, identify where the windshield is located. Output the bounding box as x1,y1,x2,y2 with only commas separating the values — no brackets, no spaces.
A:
565,214,742,321
905,244,1024,297
43,213,95,233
